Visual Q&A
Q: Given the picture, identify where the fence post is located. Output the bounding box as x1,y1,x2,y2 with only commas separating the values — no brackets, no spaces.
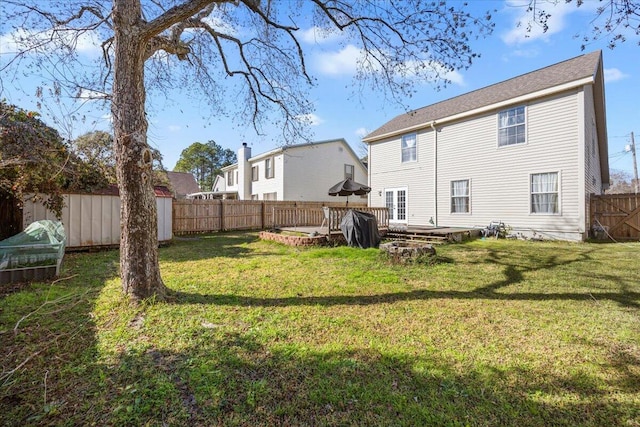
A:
219,199,223,231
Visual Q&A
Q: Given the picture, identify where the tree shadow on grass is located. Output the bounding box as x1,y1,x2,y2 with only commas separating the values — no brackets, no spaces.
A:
160,232,275,263
171,244,639,309
81,330,639,427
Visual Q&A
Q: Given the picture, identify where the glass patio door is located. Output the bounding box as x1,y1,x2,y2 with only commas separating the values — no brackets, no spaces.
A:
385,188,407,223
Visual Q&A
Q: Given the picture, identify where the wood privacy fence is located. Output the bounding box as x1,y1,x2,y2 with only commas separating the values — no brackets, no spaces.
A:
590,193,640,241
172,200,391,234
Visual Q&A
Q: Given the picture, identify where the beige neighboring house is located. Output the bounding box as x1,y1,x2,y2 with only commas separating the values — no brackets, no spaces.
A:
208,139,367,201
363,50,609,241
166,171,201,199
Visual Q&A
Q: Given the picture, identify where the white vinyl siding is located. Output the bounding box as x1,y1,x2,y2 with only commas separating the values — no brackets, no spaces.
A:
281,141,367,202
369,90,584,238
368,129,434,225
498,106,526,147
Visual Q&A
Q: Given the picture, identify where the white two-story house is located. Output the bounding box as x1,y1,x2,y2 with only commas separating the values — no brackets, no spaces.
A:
363,51,609,241
214,139,367,201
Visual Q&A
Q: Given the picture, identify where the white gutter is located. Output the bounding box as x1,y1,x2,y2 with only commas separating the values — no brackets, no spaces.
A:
430,121,438,227
363,77,594,144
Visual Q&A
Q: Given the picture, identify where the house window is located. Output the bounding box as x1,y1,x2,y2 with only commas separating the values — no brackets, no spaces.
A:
401,133,417,163
263,192,277,200
227,170,234,186
385,187,407,222
451,180,470,213
498,106,526,147
531,172,559,214
344,164,354,180
251,166,259,182
265,158,274,179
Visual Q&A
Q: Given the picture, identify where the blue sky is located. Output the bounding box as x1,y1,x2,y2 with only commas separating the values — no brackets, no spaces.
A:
1,0,638,176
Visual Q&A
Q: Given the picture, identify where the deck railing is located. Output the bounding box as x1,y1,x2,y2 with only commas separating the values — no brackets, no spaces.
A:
317,207,389,232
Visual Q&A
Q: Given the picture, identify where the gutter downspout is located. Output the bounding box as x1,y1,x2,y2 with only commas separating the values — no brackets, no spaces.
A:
430,121,438,227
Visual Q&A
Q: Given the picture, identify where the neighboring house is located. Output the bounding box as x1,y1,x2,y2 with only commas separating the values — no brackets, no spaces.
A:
166,171,201,199
213,139,367,201
363,50,609,241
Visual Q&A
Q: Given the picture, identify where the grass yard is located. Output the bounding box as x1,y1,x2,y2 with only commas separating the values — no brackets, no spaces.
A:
1,233,639,426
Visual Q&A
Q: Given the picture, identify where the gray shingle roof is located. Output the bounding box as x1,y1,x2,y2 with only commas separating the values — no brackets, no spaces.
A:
166,171,201,196
364,50,602,141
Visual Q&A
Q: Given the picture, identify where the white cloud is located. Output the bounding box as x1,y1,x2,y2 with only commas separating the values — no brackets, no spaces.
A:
355,127,368,138
0,27,102,58
604,68,629,82
168,125,181,132
501,0,577,45
296,113,324,126
314,44,361,76
200,13,239,37
299,26,343,44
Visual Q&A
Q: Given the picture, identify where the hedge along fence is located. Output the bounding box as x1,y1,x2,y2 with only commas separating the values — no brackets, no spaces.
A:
172,200,368,234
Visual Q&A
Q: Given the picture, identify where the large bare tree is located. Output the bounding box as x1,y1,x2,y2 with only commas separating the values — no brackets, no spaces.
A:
1,0,494,301
521,0,640,49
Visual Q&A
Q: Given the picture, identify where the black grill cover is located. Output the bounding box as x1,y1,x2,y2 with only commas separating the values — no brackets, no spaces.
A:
340,210,381,249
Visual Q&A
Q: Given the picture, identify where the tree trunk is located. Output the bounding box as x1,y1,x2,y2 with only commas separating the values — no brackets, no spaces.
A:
112,0,167,301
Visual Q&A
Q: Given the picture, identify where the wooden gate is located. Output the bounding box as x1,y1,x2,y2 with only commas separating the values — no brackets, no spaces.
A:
590,193,640,241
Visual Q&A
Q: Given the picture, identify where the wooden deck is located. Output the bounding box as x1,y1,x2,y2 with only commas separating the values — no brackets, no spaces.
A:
386,225,482,243
280,224,480,244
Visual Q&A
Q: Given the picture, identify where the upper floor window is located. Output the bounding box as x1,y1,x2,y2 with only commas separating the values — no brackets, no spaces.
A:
251,166,259,182
498,106,526,147
265,158,274,179
401,133,417,163
531,172,559,214
227,170,234,186
344,164,354,180
451,180,470,213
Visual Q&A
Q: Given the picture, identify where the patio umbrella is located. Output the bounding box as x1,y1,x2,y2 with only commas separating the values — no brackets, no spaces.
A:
328,178,371,206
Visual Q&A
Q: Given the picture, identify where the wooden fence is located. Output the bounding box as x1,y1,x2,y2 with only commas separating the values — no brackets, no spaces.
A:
172,200,387,234
590,193,640,241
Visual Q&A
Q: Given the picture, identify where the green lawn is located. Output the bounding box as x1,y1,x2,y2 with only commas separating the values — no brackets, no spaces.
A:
1,233,639,426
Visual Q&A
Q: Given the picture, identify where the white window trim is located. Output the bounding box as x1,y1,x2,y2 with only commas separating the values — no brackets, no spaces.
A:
401,133,418,163
529,171,561,215
450,178,471,215
497,105,527,148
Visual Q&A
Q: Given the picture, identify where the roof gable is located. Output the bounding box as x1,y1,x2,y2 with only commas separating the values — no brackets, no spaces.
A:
364,50,602,142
